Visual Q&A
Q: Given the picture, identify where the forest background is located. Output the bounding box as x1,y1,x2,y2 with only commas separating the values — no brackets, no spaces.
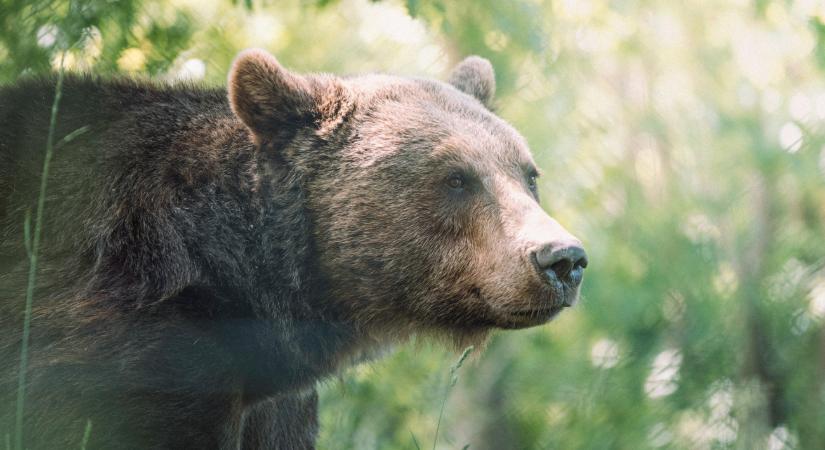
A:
2,0,825,448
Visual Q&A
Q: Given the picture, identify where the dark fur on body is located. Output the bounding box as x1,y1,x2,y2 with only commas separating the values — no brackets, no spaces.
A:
0,50,584,449
0,75,342,448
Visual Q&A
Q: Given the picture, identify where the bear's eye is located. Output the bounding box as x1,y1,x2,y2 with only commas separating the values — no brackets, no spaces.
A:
446,173,465,190
527,174,538,194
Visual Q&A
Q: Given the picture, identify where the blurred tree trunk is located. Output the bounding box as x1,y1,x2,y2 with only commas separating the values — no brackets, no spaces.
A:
735,165,786,447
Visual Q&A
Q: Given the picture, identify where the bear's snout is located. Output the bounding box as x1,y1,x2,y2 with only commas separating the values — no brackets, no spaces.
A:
531,241,588,301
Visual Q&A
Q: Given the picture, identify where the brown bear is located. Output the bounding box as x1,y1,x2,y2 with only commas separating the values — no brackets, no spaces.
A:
0,49,587,449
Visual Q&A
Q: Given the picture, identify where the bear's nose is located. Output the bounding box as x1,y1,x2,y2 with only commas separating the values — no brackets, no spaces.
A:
532,242,588,287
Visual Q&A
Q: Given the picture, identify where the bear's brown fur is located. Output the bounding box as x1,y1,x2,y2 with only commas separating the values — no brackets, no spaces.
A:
0,49,586,449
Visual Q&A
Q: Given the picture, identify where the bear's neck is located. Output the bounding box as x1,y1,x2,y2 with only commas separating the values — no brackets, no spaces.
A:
174,133,368,398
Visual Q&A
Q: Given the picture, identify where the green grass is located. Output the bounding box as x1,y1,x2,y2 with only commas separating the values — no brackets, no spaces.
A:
432,345,474,450
80,420,92,450
13,53,65,450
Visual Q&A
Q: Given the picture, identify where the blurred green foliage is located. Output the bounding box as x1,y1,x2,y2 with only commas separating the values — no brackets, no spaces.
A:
3,0,825,448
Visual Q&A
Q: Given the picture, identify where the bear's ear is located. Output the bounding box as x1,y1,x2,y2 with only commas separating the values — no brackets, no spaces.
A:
228,49,351,142
448,56,496,108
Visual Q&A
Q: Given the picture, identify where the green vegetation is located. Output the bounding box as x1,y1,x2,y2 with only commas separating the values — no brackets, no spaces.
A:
80,420,92,450
14,51,65,450
3,0,825,448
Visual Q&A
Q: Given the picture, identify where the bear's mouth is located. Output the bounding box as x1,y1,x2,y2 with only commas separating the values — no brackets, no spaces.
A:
508,305,566,317
503,304,567,326
490,299,569,328
470,284,574,328
497,280,581,327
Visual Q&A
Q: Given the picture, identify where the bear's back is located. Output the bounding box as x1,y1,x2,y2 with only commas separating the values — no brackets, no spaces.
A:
0,75,233,179
0,76,251,313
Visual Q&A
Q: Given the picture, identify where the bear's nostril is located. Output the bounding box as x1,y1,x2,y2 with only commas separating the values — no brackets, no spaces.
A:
533,242,587,286
549,258,573,279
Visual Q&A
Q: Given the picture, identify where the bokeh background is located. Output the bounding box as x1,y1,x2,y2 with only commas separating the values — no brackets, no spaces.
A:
3,0,825,448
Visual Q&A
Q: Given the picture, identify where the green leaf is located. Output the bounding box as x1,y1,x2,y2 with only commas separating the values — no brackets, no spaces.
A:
406,0,419,18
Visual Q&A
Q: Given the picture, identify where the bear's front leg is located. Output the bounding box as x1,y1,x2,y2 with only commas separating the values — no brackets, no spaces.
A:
242,388,319,450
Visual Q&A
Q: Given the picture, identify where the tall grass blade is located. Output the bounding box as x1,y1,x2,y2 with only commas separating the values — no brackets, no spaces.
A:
410,430,421,450
55,126,89,151
432,345,474,450
80,420,92,450
14,52,66,450
22,212,31,259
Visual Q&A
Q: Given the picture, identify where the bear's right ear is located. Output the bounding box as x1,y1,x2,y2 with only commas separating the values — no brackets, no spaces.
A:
228,49,349,143
448,56,496,109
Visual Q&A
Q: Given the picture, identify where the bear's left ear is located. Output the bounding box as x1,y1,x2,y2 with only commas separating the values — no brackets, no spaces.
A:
448,56,496,108
228,48,352,144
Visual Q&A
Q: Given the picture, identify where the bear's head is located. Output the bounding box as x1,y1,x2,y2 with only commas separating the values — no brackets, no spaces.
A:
228,49,587,347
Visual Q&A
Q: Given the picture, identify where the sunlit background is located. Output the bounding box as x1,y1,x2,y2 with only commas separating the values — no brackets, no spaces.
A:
3,0,825,448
